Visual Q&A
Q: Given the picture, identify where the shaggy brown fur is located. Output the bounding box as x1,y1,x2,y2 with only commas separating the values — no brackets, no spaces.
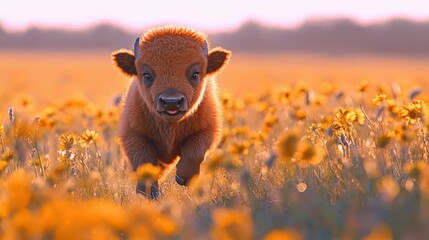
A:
112,26,231,198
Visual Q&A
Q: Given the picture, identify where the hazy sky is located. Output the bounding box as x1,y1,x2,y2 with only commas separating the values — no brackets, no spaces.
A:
1,0,429,32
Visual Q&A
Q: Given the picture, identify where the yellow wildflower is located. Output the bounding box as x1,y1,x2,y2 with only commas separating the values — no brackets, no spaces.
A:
129,225,154,240
295,82,308,94
189,175,212,204
206,149,228,171
135,163,161,183
211,208,253,240
39,116,56,129
263,114,278,128
79,129,98,147
400,100,426,125
354,108,365,124
335,108,357,125
264,229,303,240
0,160,8,172
363,223,393,240
225,114,237,125
388,124,412,142
277,87,294,103
331,120,344,136
293,107,307,120
313,95,327,106
10,209,36,238
357,80,369,93
243,94,255,105
320,82,335,96
42,106,58,118
220,93,233,109
331,108,364,135
227,140,250,155
1,150,14,162
95,109,107,125
231,99,245,111
404,161,427,179
251,130,269,142
18,95,34,109
154,215,177,236
89,227,119,240
7,170,32,211
373,93,387,106
207,149,241,171
59,133,75,151
319,115,333,132
295,142,325,167
345,109,357,123
222,128,230,143
277,130,299,162
386,100,400,117
231,126,251,137
257,101,270,112
63,97,89,109
376,134,392,148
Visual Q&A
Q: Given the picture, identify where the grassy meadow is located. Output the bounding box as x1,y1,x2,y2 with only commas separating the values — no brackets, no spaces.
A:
1,51,429,239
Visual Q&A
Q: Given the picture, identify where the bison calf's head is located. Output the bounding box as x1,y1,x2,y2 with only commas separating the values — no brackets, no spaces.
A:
112,26,231,122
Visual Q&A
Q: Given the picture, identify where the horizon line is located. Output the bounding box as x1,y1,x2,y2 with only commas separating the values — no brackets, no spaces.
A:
1,15,429,34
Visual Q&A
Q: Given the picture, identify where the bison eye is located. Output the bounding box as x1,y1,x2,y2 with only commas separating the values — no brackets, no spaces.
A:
191,72,200,82
143,72,153,84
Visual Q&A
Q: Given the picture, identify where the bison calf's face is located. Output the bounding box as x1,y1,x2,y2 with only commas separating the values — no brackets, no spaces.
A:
139,59,201,122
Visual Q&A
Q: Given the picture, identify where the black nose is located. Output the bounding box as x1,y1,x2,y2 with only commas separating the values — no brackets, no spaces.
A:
156,90,188,112
159,97,184,110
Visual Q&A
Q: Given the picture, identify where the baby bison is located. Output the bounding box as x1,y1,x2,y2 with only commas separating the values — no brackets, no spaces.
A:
112,26,231,198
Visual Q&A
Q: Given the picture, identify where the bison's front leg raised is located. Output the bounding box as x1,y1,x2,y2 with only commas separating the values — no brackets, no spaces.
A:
121,134,161,198
176,131,214,186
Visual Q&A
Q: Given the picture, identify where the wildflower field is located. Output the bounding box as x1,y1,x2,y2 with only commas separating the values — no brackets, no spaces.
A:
1,52,429,239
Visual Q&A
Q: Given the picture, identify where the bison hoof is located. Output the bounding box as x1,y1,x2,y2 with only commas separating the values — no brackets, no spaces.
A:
136,181,160,199
175,174,187,186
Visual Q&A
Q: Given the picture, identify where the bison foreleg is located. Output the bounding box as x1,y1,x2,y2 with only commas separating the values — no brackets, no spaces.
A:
176,131,213,186
121,135,161,198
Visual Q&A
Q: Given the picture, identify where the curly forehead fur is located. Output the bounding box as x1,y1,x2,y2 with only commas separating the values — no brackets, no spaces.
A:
140,26,207,46
136,26,209,62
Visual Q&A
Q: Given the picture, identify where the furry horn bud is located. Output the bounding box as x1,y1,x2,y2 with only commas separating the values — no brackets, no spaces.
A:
133,37,140,59
202,40,209,57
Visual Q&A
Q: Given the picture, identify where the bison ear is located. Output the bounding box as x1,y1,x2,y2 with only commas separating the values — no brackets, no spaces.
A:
206,47,231,75
112,49,137,77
